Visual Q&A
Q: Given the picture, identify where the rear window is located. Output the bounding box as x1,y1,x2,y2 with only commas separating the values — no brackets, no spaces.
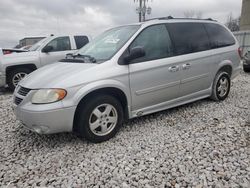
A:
74,36,89,49
166,23,210,55
204,23,235,49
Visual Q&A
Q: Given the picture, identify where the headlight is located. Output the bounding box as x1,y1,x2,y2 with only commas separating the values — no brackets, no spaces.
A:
32,89,67,104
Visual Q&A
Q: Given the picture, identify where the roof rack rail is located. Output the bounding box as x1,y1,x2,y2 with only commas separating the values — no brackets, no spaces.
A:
145,16,216,22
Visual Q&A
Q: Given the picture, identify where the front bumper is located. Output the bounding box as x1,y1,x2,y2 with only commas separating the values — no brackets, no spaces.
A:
13,88,77,134
13,105,76,134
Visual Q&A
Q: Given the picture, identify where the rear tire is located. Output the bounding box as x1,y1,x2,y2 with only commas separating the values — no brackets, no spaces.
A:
210,71,231,101
7,68,32,91
74,95,124,143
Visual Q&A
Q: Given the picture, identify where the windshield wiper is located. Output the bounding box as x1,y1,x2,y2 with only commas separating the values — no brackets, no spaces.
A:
71,53,97,63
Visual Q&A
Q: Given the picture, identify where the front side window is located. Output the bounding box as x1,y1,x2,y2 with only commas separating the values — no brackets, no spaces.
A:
167,23,210,55
129,24,174,63
204,23,235,49
78,25,140,61
44,37,71,52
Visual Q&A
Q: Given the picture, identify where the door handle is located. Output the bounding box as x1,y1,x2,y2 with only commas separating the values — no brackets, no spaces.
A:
182,63,191,70
169,66,179,72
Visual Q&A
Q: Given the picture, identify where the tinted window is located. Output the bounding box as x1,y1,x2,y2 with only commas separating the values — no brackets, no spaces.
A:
129,24,174,63
167,23,210,55
204,23,235,49
44,37,71,52
74,36,89,49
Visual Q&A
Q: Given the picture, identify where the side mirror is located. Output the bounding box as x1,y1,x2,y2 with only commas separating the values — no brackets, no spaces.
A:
42,46,53,53
124,46,145,63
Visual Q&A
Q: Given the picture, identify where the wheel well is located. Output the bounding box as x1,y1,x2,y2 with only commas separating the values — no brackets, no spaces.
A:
73,87,129,132
218,65,232,77
6,64,37,77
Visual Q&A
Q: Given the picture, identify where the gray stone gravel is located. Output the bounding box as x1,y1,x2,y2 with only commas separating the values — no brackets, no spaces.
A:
0,72,250,188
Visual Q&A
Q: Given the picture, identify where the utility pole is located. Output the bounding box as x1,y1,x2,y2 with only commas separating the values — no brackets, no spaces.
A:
142,0,146,22
139,0,142,22
135,0,152,22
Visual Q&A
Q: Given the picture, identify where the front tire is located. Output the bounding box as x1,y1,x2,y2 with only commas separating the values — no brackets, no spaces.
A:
75,95,124,143
210,71,231,101
7,68,32,91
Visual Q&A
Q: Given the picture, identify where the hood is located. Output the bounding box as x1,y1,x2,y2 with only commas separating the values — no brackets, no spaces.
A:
19,62,98,89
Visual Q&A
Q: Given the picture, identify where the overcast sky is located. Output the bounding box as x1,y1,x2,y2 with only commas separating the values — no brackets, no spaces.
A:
0,0,242,48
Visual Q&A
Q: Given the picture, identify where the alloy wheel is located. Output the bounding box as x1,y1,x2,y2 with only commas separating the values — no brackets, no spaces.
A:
12,72,27,87
217,76,229,97
89,104,118,136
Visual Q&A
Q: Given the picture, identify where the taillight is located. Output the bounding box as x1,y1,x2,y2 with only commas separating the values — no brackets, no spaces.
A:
238,47,243,59
3,50,11,55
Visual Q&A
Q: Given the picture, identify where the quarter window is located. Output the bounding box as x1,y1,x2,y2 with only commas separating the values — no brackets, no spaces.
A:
44,37,71,52
167,23,210,55
129,24,174,63
204,23,235,49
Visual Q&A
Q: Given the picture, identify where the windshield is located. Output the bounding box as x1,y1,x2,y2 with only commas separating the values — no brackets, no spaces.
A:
77,25,140,61
29,37,52,51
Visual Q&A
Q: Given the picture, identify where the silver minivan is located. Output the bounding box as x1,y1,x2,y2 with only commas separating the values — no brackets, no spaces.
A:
13,17,241,142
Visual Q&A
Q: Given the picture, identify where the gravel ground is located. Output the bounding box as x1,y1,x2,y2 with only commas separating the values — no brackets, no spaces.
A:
0,72,249,188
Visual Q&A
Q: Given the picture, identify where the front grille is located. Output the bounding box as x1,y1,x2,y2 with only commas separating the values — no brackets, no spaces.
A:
14,97,23,105
18,87,31,96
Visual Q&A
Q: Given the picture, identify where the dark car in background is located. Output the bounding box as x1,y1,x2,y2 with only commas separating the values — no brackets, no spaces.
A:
243,51,250,72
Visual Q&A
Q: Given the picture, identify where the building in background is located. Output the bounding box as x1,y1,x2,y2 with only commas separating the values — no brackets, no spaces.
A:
19,36,45,48
235,0,250,55
240,0,250,31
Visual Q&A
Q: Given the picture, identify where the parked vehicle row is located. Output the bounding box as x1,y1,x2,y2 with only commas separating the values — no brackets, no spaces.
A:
13,17,241,143
0,35,90,90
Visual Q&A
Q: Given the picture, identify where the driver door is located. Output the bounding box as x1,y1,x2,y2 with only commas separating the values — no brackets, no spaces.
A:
39,36,73,66
128,24,181,113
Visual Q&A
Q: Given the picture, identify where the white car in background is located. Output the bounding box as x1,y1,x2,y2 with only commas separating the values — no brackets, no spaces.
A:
0,34,90,90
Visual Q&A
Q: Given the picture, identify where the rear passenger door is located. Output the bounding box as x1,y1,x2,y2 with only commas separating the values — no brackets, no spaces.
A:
128,24,181,112
74,36,89,49
166,23,214,97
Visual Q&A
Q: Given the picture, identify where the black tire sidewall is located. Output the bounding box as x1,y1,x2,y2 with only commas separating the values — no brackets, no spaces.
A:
7,68,32,91
243,65,250,72
76,95,124,143
215,72,231,101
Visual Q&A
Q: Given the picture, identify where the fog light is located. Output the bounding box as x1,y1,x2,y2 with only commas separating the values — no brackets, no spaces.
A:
32,125,49,134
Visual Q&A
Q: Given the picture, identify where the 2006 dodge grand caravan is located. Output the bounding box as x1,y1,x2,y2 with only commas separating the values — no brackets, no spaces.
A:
13,17,241,143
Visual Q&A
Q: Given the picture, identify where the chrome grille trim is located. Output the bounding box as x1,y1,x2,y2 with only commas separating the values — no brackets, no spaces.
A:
14,96,23,105
17,87,31,96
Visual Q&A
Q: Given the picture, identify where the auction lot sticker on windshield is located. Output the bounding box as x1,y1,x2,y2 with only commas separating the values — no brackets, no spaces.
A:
104,38,120,44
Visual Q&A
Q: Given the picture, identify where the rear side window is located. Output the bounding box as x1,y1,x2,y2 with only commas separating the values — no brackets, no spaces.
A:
167,23,210,55
129,24,174,63
74,36,89,49
204,23,235,49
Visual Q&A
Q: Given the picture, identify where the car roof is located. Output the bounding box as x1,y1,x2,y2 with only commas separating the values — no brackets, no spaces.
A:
143,16,217,25
115,16,221,30
135,17,227,30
